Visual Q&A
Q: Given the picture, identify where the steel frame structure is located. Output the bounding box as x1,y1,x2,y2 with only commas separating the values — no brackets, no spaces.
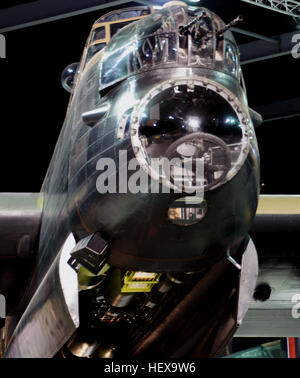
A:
241,0,300,18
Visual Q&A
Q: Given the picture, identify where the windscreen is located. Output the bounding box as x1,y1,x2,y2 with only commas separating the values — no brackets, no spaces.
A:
100,6,217,90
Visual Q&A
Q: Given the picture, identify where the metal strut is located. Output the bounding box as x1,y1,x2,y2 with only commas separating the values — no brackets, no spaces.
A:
179,13,244,45
241,0,300,19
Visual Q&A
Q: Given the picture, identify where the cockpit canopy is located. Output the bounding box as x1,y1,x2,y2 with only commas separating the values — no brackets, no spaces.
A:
99,5,241,91
95,7,151,23
83,5,153,68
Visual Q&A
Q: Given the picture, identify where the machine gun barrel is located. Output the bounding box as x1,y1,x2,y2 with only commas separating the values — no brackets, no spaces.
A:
216,15,244,37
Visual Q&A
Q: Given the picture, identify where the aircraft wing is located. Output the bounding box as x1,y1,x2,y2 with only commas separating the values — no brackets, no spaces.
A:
0,193,79,358
4,233,79,358
237,195,300,337
0,193,43,316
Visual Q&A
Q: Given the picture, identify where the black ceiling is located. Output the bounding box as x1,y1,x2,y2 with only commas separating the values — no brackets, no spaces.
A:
0,0,38,11
0,0,299,193
0,0,298,34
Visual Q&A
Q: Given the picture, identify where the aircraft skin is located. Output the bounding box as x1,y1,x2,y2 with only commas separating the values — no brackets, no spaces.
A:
1,2,262,358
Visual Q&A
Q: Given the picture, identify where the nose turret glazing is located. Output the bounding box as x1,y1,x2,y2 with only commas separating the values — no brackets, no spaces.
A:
130,78,250,193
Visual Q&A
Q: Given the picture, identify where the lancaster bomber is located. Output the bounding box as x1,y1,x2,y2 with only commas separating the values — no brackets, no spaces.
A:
0,1,282,358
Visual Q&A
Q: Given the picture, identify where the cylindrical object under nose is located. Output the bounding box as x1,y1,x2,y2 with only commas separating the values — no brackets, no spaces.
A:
105,269,135,308
107,292,135,308
65,333,98,358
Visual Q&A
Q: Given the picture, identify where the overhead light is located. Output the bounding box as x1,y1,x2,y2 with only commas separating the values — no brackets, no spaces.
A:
187,116,201,130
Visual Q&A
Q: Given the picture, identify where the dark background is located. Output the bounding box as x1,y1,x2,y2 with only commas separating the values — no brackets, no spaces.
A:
0,0,299,193
0,0,299,357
